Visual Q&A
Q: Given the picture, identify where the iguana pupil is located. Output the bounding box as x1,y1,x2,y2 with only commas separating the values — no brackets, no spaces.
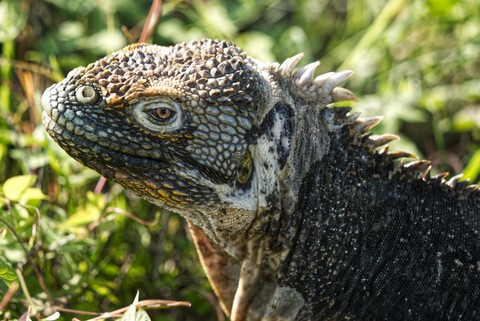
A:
41,38,480,321
153,107,173,120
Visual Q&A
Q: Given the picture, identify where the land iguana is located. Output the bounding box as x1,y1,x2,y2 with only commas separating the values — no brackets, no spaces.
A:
41,39,480,321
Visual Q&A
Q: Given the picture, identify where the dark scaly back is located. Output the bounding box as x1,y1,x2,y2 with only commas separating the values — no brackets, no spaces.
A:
270,105,480,320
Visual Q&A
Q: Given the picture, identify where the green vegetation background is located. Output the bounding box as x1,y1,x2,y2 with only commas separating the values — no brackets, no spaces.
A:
0,0,479,320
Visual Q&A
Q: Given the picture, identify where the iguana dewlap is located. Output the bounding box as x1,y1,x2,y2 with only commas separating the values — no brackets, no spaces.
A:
42,39,480,321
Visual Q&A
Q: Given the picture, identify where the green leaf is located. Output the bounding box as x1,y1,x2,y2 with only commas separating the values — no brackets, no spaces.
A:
0,255,17,286
0,0,28,42
57,191,105,229
24,188,49,202
463,150,480,182
2,175,36,201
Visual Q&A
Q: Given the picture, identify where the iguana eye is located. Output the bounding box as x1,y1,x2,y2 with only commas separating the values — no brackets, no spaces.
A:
75,85,99,104
151,107,176,121
131,97,184,133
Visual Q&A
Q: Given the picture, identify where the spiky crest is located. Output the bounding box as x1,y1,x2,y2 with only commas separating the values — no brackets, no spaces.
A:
276,52,480,199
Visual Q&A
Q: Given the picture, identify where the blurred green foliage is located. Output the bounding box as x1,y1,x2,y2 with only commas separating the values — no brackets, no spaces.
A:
0,0,479,320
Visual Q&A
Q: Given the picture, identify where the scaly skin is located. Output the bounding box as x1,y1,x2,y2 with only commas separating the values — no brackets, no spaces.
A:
42,39,480,321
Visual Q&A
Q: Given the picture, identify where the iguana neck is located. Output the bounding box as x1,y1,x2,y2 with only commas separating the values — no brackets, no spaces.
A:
177,98,341,260
196,97,331,257
244,104,352,248
222,105,359,320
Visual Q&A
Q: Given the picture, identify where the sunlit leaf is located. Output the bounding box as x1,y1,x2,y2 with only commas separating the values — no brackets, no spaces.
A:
23,188,48,202
86,29,127,54
0,255,17,286
18,310,31,321
0,0,28,41
2,175,36,201
133,309,151,321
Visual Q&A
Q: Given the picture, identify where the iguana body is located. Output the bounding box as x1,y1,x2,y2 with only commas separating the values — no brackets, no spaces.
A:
41,39,480,321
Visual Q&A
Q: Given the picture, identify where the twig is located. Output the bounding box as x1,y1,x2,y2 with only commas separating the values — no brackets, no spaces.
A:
104,207,159,226
93,176,107,194
15,269,36,313
50,307,99,316
138,0,164,43
53,299,191,321
86,299,191,321
0,282,19,312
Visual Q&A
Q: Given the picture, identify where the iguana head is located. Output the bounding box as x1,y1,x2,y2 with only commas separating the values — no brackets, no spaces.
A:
43,40,260,205
42,39,354,241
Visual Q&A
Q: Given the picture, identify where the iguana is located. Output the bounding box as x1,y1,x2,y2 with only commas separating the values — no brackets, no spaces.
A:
41,39,480,321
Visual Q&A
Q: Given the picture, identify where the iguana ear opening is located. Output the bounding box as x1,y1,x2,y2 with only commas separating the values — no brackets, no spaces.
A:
236,150,253,185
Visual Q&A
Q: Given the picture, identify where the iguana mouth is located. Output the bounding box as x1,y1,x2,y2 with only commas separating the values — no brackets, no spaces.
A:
42,92,175,193
42,109,157,175
42,103,218,206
